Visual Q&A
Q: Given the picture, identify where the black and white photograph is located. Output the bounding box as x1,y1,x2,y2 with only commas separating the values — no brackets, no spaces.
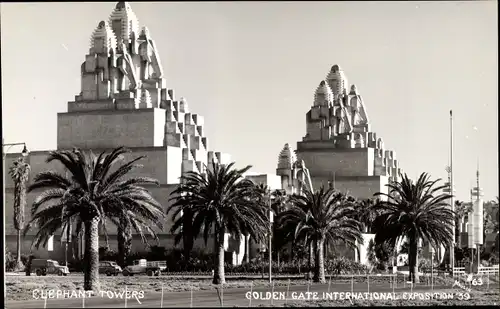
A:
1,1,498,307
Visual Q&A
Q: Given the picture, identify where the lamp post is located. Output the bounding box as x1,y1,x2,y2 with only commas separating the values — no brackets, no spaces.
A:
430,245,435,291
444,111,456,273
2,139,29,298
268,196,274,284
63,171,71,266
449,110,455,272
444,165,455,271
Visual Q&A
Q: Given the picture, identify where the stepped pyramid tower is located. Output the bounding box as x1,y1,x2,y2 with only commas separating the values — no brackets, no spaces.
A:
58,2,231,176
277,65,403,199
5,2,232,260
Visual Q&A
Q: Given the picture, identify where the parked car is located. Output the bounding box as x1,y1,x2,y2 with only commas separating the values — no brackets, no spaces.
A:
29,259,70,276
99,261,122,276
122,259,161,276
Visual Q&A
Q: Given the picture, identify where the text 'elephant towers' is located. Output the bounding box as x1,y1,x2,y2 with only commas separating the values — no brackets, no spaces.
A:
277,65,403,199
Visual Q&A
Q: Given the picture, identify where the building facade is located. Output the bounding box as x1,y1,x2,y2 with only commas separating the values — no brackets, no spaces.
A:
272,65,404,263
5,1,233,262
5,2,406,266
277,65,402,200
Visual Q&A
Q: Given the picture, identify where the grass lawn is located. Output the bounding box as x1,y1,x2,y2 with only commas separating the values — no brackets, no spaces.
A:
6,273,497,303
5,276,311,301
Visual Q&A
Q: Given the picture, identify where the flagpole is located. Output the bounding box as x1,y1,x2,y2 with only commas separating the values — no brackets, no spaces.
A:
450,110,455,271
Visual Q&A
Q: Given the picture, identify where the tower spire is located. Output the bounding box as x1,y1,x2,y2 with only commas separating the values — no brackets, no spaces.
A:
476,158,480,202
476,158,480,178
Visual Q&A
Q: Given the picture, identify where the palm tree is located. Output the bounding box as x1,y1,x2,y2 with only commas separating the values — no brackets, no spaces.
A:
167,161,268,284
484,197,499,234
108,210,161,268
9,157,31,270
371,172,454,284
273,187,316,275
354,198,381,233
367,239,378,269
180,207,195,261
278,186,363,283
270,189,290,265
252,185,291,269
366,238,394,271
249,183,271,265
169,188,195,264
24,147,165,291
279,220,313,272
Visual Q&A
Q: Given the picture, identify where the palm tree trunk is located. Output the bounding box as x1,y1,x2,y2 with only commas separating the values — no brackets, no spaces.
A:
213,227,226,284
124,225,132,265
315,238,326,283
408,237,420,284
313,239,324,283
124,236,132,265
183,210,194,261
16,229,23,270
324,242,327,261
83,218,100,292
243,235,249,263
308,242,314,279
117,228,126,268
71,235,78,261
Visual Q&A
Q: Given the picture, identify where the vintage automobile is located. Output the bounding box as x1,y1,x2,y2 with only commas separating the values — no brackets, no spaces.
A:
29,259,70,276
99,261,122,276
122,259,162,276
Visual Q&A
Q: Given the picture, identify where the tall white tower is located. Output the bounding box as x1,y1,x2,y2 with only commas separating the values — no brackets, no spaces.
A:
472,162,484,247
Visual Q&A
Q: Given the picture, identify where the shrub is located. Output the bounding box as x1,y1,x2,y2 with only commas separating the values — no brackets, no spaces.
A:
326,256,368,274
488,253,499,265
5,247,17,272
418,257,438,270
123,245,368,274
5,247,35,272
480,259,490,267
20,253,37,266
68,259,84,272
224,260,309,274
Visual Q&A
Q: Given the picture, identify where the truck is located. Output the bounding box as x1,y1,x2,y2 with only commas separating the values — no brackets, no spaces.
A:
147,260,167,272
28,259,70,276
122,259,162,276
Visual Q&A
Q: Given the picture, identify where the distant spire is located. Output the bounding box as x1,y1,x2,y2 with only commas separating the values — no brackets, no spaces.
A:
325,64,348,97
476,158,480,179
108,1,139,47
476,159,480,201
116,1,128,9
314,80,333,106
277,143,296,170
90,20,117,52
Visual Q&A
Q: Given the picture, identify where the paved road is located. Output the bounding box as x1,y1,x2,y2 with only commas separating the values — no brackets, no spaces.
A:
8,280,493,308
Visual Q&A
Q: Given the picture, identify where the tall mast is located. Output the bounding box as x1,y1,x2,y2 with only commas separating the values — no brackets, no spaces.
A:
449,110,455,269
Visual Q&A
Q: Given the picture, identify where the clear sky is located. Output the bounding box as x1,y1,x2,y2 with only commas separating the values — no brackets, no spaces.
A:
1,1,498,201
